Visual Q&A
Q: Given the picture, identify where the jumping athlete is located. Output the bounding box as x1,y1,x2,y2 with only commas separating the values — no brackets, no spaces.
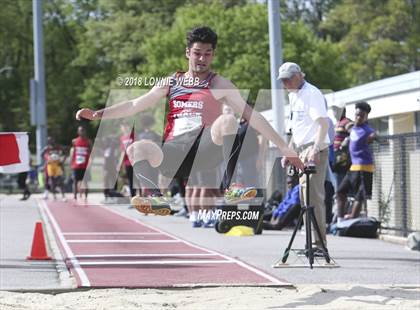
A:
76,26,303,215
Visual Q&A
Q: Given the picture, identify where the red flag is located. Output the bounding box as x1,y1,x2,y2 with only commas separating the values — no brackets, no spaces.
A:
0,134,20,165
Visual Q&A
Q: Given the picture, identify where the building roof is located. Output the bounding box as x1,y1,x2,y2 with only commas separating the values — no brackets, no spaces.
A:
325,71,420,107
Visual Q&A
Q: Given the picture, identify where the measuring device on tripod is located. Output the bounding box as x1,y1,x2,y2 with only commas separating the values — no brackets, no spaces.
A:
273,163,338,269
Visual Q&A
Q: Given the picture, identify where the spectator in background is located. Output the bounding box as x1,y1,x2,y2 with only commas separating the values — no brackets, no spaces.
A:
325,113,336,225
70,126,91,201
336,102,376,221
103,136,119,202
331,104,354,188
120,124,136,197
41,137,65,200
263,174,300,230
171,176,189,218
17,171,30,200
46,148,67,201
28,158,38,187
279,62,330,249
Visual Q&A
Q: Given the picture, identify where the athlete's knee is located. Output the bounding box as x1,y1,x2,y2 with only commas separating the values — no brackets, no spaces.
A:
211,114,238,144
218,114,238,134
127,140,163,167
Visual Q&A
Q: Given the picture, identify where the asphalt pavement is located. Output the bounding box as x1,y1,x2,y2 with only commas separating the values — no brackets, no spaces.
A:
0,194,73,290
1,193,419,290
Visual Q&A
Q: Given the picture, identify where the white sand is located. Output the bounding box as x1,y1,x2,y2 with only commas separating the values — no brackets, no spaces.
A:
1,285,419,310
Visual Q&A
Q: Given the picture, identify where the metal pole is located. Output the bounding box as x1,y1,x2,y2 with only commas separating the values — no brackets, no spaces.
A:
268,0,286,194
33,0,47,165
400,136,408,237
267,0,285,137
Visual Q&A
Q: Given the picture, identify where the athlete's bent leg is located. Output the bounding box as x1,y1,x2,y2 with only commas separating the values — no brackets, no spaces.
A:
210,114,257,201
127,140,171,216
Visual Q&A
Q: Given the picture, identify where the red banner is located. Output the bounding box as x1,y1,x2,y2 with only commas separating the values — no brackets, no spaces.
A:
0,134,21,166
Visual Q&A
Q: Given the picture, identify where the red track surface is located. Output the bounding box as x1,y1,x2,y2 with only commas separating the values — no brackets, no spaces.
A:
41,199,288,288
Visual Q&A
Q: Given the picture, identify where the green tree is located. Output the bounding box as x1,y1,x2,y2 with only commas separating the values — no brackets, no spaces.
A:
280,0,339,39
141,2,348,110
0,0,33,134
321,0,420,85
0,0,99,149
74,0,190,110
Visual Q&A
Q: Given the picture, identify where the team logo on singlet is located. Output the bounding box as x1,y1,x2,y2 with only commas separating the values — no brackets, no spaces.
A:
172,100,204,109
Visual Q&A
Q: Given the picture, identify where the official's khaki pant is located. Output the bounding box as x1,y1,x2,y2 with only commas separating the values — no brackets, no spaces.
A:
298,146,329,247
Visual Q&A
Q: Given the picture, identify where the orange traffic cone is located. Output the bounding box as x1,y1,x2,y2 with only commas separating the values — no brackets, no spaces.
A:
27,222,52,260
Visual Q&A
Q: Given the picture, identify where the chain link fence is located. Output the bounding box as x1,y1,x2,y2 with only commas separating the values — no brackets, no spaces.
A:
368,132,420,236
264,132,420,237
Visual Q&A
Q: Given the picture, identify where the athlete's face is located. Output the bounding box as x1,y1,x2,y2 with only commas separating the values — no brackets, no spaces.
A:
186,42,214,74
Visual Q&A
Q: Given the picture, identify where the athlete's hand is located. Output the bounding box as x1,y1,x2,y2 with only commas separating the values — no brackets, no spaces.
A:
282,148,304,171
76,108,97,121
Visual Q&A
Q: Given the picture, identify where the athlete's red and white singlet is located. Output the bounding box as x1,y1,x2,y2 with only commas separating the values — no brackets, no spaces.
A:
164,72,222,141
71,137,90,169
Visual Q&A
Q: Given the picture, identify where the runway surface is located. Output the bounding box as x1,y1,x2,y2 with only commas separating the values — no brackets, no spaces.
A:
41,199,289,288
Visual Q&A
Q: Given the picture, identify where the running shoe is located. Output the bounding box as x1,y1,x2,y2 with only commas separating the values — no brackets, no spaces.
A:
130,196,172,216
224,183,258,204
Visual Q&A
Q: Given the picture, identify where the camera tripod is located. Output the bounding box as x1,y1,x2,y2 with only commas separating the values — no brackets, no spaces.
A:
280,165,331,269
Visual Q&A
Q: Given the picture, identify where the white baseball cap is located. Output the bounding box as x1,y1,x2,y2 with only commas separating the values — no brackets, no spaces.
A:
277,62,303,80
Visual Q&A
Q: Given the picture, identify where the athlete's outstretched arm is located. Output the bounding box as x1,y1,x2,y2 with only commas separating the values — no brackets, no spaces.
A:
76,84,168,121
213,78,304,170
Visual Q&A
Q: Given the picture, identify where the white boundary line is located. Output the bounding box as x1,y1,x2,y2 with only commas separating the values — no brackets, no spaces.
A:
63,232,162,235
37,199,75,288
74,253,217,258
100,205,288,285
78,260,235,266
67,239,181,243
40,200,91,287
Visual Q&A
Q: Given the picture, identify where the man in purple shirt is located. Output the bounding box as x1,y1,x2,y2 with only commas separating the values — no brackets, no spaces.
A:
335,102,376,221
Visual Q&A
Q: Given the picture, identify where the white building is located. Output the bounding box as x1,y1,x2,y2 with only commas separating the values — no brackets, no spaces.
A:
324,71,420,135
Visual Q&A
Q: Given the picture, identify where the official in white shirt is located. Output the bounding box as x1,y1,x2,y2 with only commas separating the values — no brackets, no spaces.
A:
279,62,330,248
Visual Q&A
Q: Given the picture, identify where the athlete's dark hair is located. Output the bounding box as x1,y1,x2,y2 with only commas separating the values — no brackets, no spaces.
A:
187,26,218,49
355,101,371,114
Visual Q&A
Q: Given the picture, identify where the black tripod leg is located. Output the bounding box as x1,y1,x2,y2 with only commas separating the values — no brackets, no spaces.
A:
306,206,314,268
309,209,331,263
282,208,305,263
